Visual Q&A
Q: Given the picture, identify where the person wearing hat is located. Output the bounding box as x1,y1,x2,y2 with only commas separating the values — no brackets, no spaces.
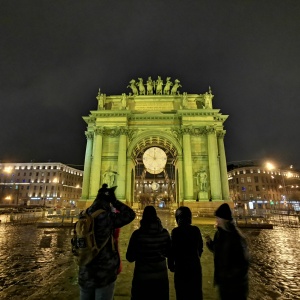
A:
78,184,136,300
205,203,249,300
126,205,171,300
168,206,203,300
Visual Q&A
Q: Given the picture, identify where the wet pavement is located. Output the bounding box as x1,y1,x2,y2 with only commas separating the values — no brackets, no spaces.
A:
0,211,299,300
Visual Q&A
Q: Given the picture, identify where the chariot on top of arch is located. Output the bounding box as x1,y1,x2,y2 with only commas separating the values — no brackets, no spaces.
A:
126,76,182,96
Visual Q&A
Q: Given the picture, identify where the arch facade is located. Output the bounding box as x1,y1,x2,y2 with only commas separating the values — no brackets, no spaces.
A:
78,77,231,211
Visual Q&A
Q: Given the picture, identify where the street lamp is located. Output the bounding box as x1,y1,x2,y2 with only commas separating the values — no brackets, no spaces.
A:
1,167,12,204
52,177,58,207
265,161,289,209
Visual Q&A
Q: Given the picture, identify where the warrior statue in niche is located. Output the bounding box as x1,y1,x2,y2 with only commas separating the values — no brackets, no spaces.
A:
136,78,145,95
196,169,208,192
155,76,164,95
102,168,118,188
127,79,139,95
171,79,182,95
163,77,173,95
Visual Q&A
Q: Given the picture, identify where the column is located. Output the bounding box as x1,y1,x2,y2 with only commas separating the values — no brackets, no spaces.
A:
217,131,230,200
207,127,222,200
182,127,194,200
81,131,93,200
89,128,104,199
177,158,184,205
116,127,127,200
126,159,134,205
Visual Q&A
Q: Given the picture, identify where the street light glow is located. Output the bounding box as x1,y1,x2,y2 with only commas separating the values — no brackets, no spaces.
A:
4,166,12,173
265,162,275,170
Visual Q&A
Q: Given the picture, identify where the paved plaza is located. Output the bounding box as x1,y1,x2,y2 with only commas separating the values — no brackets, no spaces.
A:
0,210,299,300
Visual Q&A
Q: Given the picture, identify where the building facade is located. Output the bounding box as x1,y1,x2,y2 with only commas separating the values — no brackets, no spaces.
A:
0,162,83,208
227,161,300,211
80,76,231,211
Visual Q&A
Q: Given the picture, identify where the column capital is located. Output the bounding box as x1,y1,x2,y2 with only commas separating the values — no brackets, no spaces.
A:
206,126,216,134
217,130,226,139
181,126,192,135
94,127,105,135
102,127,129,137
191,127,207,136
119,126,129,136
85,131,94,139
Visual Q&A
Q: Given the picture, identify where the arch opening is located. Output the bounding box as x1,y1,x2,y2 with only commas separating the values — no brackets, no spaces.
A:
131,135,179,210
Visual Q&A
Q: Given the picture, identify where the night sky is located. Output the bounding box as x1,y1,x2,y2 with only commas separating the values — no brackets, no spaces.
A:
1,1,300,170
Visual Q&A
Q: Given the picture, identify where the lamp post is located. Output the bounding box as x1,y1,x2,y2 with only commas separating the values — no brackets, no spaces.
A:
1,167,12,204
52,177,58,208
266,162,290,209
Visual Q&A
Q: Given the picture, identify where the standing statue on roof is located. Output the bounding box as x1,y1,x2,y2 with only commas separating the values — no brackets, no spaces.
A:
155,76,164,95
146,77,154,95
204,86,214,109
163,77,173,95
182,92,188,108
136,78,145,95
121,93,127,109
96,88,105,109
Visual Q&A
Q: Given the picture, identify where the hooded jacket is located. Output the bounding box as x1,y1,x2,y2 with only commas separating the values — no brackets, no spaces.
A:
126,216,171,300
206,222,249,287
78,198,136,289
168,207,203,300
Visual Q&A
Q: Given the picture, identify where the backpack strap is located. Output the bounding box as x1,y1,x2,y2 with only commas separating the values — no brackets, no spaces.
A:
90,208,115,252
91,209,106,218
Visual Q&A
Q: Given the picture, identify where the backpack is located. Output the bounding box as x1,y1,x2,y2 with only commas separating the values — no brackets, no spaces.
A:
71,209,113,266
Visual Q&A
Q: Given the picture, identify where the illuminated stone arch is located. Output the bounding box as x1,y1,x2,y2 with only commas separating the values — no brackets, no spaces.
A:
79,77,231,213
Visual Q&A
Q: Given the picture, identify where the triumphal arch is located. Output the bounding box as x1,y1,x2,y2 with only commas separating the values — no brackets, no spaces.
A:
78,76,231,212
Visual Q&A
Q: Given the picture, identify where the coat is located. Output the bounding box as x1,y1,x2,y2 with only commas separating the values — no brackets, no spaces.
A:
206,223,249,300
78,200,136,289
168,224,203,300
126,218,171,300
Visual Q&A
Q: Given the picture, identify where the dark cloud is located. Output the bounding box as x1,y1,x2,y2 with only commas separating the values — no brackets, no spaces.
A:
1,0,300,169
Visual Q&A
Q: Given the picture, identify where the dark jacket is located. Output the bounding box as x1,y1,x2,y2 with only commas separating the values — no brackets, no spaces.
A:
206,222,249,299
78,200,136,289
126,217,171,300
168,224,203,300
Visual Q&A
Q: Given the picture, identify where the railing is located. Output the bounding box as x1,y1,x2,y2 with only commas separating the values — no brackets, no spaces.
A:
0,208,81,226
233,208,300,228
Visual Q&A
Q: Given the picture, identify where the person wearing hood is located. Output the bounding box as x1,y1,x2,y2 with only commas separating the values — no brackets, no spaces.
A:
168,206,203,300
205,203,249,300
126,205,171,300
78,184,136,300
